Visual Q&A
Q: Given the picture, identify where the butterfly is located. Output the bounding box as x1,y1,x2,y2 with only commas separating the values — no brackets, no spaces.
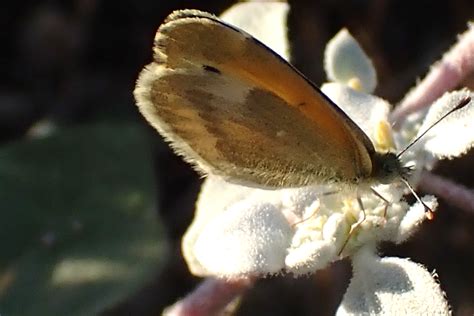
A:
133,9,466,197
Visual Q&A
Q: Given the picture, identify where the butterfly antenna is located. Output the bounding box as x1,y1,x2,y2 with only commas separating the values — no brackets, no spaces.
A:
397,96,471,159
400,177,434,220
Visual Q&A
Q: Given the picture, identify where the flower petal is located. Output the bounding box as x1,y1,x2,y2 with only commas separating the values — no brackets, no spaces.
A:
285,213,345,275
220,2,290,60
321,83,390,144
182,177,283,276
192,200,292,277
417,89,474,159
396,195,437,243
182,179,337,277
324,29,377,93
337,249,450,315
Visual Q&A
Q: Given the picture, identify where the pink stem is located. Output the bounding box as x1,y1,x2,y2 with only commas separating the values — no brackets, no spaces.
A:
164,277,254,316
391,24,474,124
418,171,474,213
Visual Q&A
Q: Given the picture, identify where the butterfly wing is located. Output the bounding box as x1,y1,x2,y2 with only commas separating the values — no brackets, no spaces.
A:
134,10,375,187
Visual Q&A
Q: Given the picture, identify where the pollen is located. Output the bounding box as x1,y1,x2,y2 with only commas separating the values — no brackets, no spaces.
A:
347,77,363,91
340,198,359,219
373,120,396,153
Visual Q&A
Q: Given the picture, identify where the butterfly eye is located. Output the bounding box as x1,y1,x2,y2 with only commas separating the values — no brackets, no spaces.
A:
372,152,402,184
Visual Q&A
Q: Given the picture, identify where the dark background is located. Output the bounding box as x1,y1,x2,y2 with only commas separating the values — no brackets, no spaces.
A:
2,0,474,315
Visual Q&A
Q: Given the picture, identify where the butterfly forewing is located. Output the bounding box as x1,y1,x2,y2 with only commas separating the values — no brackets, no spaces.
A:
134,10,375,187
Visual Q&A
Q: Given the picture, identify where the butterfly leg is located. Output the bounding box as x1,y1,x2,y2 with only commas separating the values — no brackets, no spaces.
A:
370,187,391,217
338,196,366,256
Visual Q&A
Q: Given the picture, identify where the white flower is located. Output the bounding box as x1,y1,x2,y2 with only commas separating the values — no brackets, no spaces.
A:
180,2,473,314
336,247,450,315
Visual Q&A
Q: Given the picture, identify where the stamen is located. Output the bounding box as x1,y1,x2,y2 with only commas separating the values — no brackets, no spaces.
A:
347,77,363,91
374,120,396,152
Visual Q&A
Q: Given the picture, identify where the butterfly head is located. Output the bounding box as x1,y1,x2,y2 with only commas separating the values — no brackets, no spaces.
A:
371,152,412,185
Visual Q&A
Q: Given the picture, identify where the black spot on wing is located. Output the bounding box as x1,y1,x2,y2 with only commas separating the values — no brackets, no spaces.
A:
202,65,221,74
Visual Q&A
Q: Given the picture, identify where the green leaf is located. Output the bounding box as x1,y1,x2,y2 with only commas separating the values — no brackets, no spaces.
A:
0,123,167,315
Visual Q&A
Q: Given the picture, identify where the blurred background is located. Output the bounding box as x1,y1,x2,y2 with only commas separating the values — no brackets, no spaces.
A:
1,0,473,315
